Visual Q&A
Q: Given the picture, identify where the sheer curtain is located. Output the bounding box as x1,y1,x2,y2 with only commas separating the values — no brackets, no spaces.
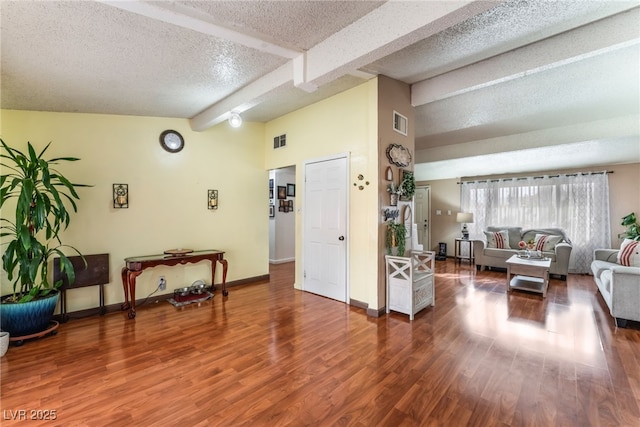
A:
460,172,610,273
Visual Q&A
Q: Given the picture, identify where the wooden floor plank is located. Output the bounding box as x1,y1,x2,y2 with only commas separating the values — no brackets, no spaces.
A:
1,259,639,426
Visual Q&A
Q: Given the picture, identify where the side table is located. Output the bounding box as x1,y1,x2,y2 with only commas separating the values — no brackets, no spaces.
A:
454,238,474,264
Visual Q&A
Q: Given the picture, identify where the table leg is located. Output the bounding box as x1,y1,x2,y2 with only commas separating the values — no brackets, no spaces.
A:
211,260,217,292
219,259,229,296
506,265,511,293
120,267,130,311
99,284,106,315
127,270,143,319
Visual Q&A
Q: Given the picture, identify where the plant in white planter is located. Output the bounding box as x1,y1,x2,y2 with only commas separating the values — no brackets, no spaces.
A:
0,138,89,338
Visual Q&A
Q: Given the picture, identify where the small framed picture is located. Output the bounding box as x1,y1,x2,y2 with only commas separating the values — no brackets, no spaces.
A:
269,205,275,218
287,183,295,197
277,186,286,199
269,189,273,199
269,179,274,189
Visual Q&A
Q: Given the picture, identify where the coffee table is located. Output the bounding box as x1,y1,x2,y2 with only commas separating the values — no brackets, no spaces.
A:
505,255,552,297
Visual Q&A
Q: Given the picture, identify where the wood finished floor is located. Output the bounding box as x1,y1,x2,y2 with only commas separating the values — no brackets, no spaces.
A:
1,259,639,426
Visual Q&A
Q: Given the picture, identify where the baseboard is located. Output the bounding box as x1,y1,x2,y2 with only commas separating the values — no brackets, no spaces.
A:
54,273,270,322
367,307,385,317
349,298,368,310
269,258,295,264
349,298,384,317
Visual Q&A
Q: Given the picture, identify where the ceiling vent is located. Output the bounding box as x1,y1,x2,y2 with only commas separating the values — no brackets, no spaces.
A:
393,111,408,136
273,134,287,149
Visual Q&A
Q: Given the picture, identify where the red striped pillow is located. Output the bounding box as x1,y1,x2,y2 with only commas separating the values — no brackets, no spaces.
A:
618,239,640,267
534,234,563,251
484,230,508,249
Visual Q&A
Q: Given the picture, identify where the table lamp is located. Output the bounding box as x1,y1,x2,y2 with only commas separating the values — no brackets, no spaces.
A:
456,212,474,239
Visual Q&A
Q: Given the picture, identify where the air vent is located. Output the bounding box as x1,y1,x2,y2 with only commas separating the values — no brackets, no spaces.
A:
273,134,287,149
393,111,408,136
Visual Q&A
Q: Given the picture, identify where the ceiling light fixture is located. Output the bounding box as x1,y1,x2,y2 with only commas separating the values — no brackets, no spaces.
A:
228,112,242,128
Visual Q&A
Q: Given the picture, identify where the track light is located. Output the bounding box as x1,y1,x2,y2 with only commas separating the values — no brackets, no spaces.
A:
228,112,242,128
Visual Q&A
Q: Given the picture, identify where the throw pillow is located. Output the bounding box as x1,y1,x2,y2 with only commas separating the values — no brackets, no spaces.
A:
617,239,640,267
484,230,509,249
534,234,563,251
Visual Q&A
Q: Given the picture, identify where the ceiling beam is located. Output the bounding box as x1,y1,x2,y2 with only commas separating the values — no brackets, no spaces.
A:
97,0,302,59
411,7,640,106
191,1,498,130
303,0,498,88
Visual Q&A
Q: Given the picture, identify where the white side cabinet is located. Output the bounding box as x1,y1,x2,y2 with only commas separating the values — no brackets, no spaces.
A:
385,250,435,320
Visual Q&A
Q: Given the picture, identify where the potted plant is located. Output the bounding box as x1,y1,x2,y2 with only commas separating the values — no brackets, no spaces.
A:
621,212,640,241
0,138,89,338
386,221,407,256
386,182,402,206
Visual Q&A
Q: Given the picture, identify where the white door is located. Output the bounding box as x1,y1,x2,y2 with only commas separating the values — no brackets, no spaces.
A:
414,186,431,251
303,155,348,302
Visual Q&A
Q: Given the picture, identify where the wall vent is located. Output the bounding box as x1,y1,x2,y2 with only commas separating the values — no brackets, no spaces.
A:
393,111,408,136
273,134,287,149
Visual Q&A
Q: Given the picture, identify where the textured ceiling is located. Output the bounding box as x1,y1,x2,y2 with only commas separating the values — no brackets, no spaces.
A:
1,0,639,180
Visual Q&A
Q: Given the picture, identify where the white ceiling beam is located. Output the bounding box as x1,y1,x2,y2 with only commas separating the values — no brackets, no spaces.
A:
191,0,497,130
414,115,640,164
304,0,499,88
97,0,302,59
190,63,294,131
412,7,640,106
103,0,499,130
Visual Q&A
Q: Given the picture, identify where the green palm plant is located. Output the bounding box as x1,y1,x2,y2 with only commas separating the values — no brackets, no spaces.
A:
1,138,89,303
621,212,640,241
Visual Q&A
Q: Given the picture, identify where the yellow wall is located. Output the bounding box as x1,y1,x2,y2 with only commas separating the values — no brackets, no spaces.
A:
264,79,380,308
0,110,268,312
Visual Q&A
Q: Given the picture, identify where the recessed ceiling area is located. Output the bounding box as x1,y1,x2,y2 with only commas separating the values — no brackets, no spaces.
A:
1,1,638,180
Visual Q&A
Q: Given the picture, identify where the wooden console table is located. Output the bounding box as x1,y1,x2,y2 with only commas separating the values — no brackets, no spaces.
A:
121,250,227,319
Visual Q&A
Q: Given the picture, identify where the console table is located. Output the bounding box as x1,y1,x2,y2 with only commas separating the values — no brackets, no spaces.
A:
121,250,227,319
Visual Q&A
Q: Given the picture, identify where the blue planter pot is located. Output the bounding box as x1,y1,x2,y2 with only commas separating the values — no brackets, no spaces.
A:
0,291,59,337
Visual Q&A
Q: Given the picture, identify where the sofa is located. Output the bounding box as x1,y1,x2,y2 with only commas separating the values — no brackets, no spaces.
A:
590,240,640,328
472,226,573,280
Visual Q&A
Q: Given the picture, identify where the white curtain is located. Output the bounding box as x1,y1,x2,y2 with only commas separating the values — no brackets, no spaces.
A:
460,172,610,273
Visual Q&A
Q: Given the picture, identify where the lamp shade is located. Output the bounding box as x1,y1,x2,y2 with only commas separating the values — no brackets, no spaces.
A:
456,212,474,223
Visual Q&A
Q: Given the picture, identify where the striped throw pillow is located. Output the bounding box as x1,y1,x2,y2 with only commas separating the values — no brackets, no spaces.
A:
484,230,508,249
534,234,563,252
617,239,640,267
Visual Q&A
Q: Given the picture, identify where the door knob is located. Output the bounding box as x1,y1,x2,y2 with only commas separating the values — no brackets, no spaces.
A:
338,236,345,241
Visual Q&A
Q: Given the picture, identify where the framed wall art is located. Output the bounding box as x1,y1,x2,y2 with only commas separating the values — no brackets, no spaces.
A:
277,186,286,199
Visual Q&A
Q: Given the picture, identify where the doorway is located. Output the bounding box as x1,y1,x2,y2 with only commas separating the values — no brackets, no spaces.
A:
302,154,348,302
268,166,296,264
414,186,431,251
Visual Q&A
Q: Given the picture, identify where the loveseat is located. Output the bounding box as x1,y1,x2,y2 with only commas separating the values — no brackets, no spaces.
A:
590,240,640,328
472,226,572,280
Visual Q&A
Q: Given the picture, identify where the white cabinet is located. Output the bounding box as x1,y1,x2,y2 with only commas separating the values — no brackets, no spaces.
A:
385,250,435,320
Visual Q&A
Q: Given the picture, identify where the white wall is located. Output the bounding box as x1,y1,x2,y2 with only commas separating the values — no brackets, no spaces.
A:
269,166,296,263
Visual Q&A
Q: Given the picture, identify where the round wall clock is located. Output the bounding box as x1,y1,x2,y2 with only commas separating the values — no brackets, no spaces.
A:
159,130,184,153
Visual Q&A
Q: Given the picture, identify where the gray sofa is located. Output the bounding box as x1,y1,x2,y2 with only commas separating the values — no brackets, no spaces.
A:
591,248,640,328
472,226,573,280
